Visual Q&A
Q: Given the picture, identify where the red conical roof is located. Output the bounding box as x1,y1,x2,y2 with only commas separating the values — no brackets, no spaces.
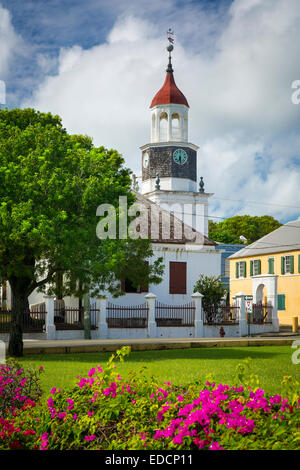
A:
150,70,189,108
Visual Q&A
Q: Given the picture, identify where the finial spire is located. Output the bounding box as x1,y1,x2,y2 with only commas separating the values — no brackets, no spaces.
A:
199,176,205,193
131,173,139,192
166,28,174,73
155,173,160,190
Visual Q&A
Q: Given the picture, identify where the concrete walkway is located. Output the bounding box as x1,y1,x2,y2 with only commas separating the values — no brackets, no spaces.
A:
6,334,299,355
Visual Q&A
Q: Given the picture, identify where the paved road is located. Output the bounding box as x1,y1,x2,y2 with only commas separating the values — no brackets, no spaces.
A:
3,334,296,355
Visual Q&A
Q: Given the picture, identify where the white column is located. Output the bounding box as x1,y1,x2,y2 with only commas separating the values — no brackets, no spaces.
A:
44,295,56,340
96,296,108,339
179,112,183,142
145,293,157,338
266,276,279,332
236,292,247,337
155,109,160,143
192,292,203,338
167,111,172,142
268,290,279,333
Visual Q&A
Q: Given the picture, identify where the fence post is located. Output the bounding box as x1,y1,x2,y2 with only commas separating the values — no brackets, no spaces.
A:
192,292,203,338
145,293,157,338
97,296,108,339
44,295,56,340
235,292,247,337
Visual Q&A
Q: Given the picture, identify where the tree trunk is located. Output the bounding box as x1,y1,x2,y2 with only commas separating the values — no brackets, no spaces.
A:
8,279,31,357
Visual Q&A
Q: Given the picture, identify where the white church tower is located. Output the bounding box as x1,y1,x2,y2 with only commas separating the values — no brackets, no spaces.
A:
140,34,212,237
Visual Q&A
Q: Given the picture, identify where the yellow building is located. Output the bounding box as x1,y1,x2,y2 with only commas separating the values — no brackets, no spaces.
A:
229,220,300,326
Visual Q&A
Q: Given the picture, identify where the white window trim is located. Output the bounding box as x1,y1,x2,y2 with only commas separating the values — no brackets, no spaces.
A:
238,261,245,278
253,259,260,276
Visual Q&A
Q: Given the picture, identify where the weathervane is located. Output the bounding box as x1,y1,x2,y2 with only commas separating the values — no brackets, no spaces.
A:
167,28,174,45
166,28,174,73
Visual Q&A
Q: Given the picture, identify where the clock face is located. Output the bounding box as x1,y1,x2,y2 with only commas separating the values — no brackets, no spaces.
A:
173,148,188,165
143,152,149,168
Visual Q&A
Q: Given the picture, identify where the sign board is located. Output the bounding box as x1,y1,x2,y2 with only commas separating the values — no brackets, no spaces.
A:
245,297,253,313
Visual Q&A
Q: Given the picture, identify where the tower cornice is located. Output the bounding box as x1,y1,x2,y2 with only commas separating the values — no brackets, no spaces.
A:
140,141,199,152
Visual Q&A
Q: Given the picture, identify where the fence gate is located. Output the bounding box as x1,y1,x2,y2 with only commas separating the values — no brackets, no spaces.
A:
251,303,272,324
155,301,195,327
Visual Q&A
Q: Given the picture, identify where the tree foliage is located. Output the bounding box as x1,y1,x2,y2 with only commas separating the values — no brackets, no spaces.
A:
208,215,282,245
193,275,227,323
0,108,163,356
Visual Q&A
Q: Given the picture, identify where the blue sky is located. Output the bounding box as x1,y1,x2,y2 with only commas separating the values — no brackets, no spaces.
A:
1,0,300,224
1,0,231,105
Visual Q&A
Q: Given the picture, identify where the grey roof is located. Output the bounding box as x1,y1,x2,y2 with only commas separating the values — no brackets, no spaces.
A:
132,191,216,246
229,219,300,259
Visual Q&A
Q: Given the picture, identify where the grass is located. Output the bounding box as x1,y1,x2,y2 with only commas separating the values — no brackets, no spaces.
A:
16,345,300,396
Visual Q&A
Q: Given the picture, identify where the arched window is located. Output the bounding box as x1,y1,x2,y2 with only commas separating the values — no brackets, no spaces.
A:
159,112,168,141
171,113,180,141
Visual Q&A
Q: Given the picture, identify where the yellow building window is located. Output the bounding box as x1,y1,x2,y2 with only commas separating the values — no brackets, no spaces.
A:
236,261,246,278
281,255,294,274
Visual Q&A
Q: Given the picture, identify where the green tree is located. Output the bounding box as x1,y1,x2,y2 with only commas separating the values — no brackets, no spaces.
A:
208,215,282,245
193,275,227,323
0,108,163,357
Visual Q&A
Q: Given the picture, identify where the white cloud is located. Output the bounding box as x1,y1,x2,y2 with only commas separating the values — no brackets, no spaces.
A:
25,0,300,223
0,4,21,77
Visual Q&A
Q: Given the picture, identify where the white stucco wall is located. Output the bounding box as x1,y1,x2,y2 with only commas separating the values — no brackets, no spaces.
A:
104,243,221,306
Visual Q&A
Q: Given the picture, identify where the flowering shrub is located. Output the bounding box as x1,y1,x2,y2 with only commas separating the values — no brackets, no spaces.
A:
0,347,299,450
0,359,43,418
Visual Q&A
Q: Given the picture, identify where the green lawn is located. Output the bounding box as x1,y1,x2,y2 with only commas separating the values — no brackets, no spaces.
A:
18,346,300,396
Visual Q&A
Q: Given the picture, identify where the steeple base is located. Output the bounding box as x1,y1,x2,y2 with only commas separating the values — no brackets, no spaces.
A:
144,189,213,238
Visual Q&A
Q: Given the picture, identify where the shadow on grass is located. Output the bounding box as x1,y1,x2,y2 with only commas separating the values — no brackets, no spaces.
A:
20,346,287,366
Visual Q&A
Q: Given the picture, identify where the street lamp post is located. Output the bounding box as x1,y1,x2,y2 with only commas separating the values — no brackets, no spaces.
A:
83,292,91,340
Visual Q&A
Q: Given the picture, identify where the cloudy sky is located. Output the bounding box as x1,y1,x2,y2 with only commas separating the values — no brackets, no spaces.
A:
1,0,300,224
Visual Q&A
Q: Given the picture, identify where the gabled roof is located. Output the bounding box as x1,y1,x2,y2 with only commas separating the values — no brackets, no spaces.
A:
229,220,300,259
132,191,216,246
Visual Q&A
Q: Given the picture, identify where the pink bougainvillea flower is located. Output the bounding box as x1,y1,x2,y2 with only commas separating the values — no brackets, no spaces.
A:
24,429,36,436
66,398,74,410
209,441,224,450
84,435,96,441
88,368,96,377
47,397,54,408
